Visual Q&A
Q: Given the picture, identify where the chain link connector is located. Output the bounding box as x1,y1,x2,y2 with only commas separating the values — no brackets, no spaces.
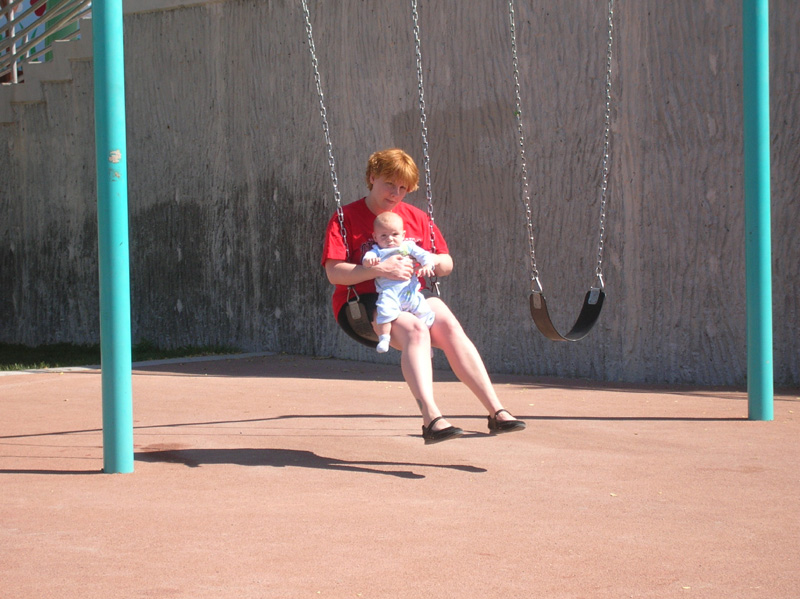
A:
530,276,543,294
429,276,441,297
594,273,605,290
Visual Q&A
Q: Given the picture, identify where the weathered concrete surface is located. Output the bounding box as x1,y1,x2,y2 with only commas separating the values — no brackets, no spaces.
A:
1,354,799,598
1,1,798,386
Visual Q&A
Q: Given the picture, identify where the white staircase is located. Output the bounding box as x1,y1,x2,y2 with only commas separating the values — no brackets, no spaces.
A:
0,16,92,124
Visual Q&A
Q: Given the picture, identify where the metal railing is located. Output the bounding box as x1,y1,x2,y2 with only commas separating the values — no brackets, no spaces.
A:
1,0,92,84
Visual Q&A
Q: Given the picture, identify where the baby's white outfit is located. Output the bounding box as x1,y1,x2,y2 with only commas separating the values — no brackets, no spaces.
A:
363,241,436,352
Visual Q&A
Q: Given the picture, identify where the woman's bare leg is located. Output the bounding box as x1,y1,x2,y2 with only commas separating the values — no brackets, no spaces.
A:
427,298,519,423
384,312,452,431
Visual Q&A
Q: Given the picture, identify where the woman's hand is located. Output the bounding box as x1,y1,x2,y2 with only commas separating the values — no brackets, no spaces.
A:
325,255,413,286
377,254,414,281
325,253,450,286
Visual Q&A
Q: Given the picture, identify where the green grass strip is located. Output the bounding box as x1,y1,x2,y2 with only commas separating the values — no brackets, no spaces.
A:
0,341,241,371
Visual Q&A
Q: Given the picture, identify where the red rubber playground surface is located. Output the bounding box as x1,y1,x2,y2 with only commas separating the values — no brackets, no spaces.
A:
1,353,798,598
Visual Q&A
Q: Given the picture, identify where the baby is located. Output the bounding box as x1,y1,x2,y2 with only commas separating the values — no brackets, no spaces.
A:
362,211,436,353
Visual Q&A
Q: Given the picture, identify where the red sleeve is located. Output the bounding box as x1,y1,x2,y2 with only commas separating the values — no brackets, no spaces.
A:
321,213,347,266
397,203,449,254
322,204,379,317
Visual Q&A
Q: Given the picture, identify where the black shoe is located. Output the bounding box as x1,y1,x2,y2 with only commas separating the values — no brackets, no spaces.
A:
488,409,526,434
422,416,464,445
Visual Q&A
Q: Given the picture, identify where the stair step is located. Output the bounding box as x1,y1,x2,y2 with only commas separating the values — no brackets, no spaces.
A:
0,17,94,122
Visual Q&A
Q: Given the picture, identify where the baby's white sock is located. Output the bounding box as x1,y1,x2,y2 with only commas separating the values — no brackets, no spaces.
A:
376,334,391,353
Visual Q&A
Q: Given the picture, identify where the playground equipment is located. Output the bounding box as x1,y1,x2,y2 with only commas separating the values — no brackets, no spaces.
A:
27,1,771,476
506,0,613,342
0,0,92,83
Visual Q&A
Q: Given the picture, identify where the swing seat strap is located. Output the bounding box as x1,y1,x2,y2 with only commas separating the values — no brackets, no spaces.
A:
346,298,378,343
530,288,605,342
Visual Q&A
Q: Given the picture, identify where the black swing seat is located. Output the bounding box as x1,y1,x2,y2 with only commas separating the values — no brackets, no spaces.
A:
337,291,379,348
530,287,605,342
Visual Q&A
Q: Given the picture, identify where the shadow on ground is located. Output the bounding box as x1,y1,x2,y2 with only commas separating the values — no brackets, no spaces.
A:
135,447,487,479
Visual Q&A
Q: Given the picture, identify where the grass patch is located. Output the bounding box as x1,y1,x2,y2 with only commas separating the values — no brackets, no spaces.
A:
0,341,241,371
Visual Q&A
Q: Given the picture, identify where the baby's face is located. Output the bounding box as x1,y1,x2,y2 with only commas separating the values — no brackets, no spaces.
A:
373,223,405,249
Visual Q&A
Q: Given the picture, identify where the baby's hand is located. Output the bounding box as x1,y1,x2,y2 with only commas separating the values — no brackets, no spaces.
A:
363,256,379,268
416,264,435,278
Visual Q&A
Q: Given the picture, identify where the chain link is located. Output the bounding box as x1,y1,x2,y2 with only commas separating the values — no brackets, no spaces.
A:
507,0,614,291
301,0,349,259
411,0,438,255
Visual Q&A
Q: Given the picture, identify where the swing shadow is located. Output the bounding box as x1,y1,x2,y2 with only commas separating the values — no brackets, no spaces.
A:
134,447,486,479
1,409,747,476
0,411,747,445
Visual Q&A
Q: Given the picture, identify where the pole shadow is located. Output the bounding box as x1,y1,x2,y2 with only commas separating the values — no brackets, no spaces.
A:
0,468,102,475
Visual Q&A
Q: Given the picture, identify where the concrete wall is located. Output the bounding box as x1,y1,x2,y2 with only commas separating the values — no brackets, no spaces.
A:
1,0,798,386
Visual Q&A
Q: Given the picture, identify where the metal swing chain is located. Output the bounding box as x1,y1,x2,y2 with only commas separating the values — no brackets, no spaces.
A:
595,0,614,289
507,0,614,293
507,0,540,292
411,0,438,256
300,0,350,260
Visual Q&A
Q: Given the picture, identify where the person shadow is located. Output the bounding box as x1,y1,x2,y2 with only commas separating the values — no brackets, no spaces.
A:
135,447,487,479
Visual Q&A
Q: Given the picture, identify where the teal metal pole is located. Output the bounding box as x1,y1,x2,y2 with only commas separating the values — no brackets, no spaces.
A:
742,0,773,420
93,0,134,471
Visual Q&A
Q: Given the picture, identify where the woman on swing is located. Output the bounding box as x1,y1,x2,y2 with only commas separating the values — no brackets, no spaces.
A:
321,148,526,444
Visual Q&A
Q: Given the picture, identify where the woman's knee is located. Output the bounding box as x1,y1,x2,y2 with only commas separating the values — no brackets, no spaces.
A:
432,309,465,338
392,313,431,345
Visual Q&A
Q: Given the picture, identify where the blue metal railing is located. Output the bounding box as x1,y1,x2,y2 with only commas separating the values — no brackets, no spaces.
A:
1,0,92,83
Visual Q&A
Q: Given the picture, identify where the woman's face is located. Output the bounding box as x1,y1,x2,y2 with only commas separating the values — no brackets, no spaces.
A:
369,175,409,213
